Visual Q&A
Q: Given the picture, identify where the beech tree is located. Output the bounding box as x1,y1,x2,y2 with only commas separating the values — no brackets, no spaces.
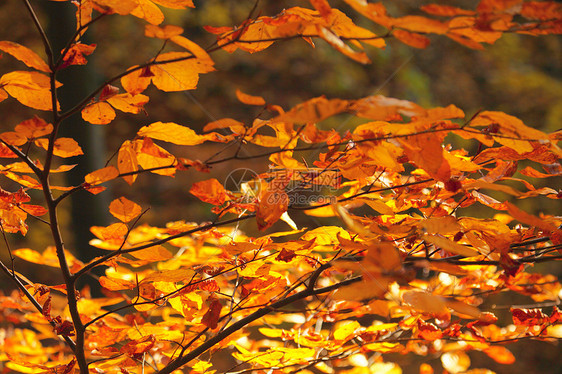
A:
1,1,562,373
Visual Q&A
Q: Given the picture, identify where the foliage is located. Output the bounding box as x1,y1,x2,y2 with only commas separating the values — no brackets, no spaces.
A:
0,0,561,373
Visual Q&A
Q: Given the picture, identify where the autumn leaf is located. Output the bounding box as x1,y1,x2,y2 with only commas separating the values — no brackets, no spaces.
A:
109,197,142,222
151,51,214,92
34,138,84,157
0,41,50,72
201,298,222,330
256,182,289,230
14,116,53,139
118,140,138,185
190,179,229,205
81,101,116,125
61,43,96,67
137,121,207,145
0,71,61,111
84,166,119,185
235,89,266,106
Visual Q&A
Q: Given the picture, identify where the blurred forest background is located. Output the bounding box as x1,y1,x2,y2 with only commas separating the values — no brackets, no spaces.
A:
0,1,561,373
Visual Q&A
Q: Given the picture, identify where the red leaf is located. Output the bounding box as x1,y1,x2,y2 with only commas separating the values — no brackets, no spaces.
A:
202,298,222,330
511,308,548,326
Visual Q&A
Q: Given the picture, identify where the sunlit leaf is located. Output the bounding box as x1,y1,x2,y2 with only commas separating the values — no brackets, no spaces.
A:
109,197,142,222
118,140,138,185
0,41,50,72
84,166,119,185
34,138,83,157
190,179,229,205
81,101,116,125
137,121,207,145
152,52,214,92
0,71,61,111
235,89,266,106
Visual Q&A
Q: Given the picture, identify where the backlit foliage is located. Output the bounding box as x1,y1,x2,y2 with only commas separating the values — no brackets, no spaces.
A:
0,1,561,373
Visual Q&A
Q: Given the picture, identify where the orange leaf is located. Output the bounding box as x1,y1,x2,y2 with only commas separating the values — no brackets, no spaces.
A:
421,4,474,16
90,0,138,15
81,101,116,125
118,140,138,185
109,197,142,222
121,65,152,95
120,335,156,355
133,138,176,176
145,24,184,39
256,183,289,230
419,363,434,374
130,245,173,261
0,132,27,146
15,116,53,139
90,222,128,243
170,35,215,67
424,234,479,257
152,52,214,92
309,0,332,18
393,29,430,49
106,93,149,114
203,118,245,134
84,166,119,185
484,346,515,364
0,71,61,111
99,276,135,291
137,121,207,145
61,43,96,67
34,138,83,157
22,205,47,216
130,0,164,25
190,179,229,205
402,291,449,316
151,0,195,9
0,41,50,72
235,89,266,106
505,201,558,232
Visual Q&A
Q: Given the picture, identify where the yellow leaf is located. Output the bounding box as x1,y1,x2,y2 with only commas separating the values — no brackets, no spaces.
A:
109,197,142,222
152,51,214,92
333,320,360,341
34,138,83,157
121,65,152,94
85,166,119,185
170,35,214,66
106,93,149,114
423,234,479,257
137,121,206,145
130,245,173,261
402,290,449,315
483,346,515,364
133,138,176,176
0,71,61,111
0,41,50,72
131,0,164,25
82,101,116,124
